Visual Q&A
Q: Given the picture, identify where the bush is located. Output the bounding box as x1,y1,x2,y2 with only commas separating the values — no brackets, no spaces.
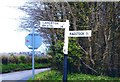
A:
26,56,32,64
48,38,82,73
19,55,26,63
9,55,19,64
1,55,8,64
1,54,51,65
35,57,51,64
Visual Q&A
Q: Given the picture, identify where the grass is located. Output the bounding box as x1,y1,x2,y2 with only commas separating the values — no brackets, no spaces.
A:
28,70,120,82
1,63,50,73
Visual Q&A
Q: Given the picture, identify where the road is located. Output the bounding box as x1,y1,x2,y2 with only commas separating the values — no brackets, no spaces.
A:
1,68,50,82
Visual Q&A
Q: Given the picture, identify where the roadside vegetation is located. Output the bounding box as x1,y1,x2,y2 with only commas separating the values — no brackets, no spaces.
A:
19,1,119,81
0,54,51,73
28,70,120,81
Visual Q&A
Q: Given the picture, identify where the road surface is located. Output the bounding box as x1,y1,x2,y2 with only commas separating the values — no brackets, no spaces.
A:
1,68,50,82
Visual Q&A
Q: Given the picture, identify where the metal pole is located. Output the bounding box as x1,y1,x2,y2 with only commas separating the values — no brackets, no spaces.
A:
63,20,69,82
63,54,68,82
32,26,35,80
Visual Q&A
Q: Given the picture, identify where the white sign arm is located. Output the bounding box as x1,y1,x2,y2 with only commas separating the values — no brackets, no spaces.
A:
69,30,91,37
40,21,66,28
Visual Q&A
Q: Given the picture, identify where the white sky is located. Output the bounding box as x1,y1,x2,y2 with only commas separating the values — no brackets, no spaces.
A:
0,0,46,53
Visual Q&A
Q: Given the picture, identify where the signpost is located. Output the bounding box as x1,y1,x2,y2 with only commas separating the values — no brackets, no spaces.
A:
63,20,69,82
40,20,69,82
25,29,42,80
40,20,92,82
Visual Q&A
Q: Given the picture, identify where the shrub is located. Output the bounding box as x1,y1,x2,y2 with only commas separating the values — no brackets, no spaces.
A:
48,38,82,72
12,55,19,64
19,55,26,63
1,55,8,64
1,54,52,65
26,56,32,64
34,57,51,64
39,57,50,64
8,55,19,64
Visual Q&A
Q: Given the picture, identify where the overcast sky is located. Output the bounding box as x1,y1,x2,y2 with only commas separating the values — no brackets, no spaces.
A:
0,0,46,53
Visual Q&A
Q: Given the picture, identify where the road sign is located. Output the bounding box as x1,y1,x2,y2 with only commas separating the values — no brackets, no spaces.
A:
40,20,92,82
25,33,42,49
68,30,91,37
40,21,66,28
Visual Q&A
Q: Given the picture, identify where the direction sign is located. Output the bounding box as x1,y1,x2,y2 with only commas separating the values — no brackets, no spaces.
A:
40,21,66,28
25,33,42,49
39,20,92,82
68,30,91,37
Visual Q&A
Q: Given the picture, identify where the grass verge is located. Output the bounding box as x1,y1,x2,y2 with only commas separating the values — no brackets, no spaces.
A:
1,63,50,73
28,70,120,82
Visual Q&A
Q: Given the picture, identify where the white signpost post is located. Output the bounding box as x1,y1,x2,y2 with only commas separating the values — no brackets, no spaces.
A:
40,20,91,82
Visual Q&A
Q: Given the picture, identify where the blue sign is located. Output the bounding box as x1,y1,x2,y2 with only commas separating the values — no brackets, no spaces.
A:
25,33,42,49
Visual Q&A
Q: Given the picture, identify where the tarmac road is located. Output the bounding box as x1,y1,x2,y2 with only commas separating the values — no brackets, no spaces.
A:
1,68,50,82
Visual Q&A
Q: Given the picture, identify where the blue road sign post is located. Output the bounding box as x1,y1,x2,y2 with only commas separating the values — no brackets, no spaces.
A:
25,28,42,80
32,27,35,80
